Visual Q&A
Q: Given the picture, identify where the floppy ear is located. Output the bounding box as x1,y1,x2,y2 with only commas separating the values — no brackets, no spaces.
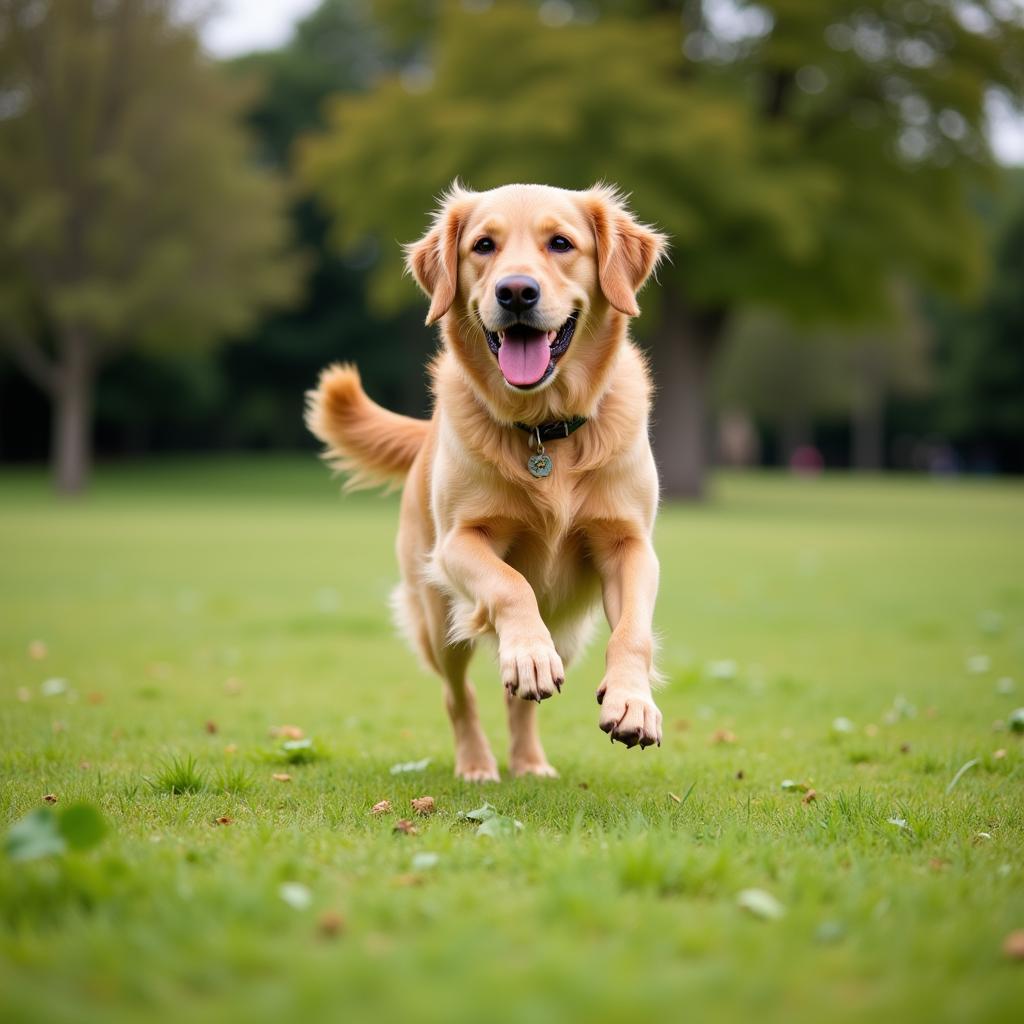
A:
584,185,668,317
404,184,475,326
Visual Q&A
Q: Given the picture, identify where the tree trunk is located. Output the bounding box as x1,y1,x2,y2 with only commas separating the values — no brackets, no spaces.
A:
650,297,727,500
51,327,94,495
852,363,884,471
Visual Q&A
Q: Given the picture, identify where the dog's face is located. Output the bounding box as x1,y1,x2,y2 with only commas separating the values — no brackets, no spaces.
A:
406,183,666,397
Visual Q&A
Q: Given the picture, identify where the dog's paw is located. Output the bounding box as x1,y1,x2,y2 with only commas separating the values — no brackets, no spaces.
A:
499,632,564,702
509,758,559,779
455,756,500,783
595,681,662,749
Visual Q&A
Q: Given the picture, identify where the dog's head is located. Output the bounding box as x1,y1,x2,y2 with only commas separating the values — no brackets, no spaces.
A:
405,183,666,401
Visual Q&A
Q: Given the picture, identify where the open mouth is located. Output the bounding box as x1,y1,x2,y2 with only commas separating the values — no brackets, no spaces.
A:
483,312,579,389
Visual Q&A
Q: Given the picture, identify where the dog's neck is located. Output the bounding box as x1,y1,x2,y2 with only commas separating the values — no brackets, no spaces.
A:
431,312,652,481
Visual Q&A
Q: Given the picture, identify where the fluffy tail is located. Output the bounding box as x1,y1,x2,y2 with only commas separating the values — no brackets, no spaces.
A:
305,363,429,491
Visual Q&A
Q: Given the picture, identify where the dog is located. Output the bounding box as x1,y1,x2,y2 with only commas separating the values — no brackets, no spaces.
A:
306,182,667,780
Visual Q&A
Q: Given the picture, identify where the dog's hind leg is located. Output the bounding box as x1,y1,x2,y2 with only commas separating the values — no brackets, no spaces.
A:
506,695,557,778
422,586,499,782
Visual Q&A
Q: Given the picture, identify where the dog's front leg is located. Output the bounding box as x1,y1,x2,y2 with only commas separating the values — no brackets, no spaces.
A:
590,531,663,748
439,527,564,701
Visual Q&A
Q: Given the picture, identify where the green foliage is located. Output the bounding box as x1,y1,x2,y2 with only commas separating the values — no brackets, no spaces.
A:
301,0,1023,320
147,754,206,795
5,804,107,862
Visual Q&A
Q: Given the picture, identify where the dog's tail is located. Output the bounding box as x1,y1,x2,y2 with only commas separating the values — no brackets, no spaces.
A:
305,363,429,491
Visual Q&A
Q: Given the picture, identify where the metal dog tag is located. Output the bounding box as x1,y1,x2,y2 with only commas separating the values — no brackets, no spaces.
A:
528,451,552,478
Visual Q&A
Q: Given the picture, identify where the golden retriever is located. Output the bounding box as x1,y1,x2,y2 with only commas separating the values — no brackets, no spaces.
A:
306,183,667,780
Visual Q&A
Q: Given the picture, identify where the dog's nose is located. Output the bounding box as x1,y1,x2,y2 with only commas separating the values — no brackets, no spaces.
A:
495,275,540,314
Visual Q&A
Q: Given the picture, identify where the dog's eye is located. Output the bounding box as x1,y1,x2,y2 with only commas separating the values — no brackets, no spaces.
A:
472,237,495,254
548,235,573,253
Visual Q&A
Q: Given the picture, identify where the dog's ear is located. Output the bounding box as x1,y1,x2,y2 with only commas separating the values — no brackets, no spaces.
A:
404,183,475,326
584,185,668,317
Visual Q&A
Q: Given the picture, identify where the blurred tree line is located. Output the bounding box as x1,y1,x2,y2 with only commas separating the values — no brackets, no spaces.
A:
1,0,1022,494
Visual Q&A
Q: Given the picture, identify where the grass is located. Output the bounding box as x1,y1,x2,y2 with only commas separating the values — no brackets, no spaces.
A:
0,456,1022,1023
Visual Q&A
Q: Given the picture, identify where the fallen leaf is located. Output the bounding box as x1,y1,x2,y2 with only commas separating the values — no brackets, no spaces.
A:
781,779,810,793
79,761,90,770
42,794,58,804
668,792,682,803
899,742,911,754
802,789,817,804
1003,930,1024,960
224,744,238,754
272,773,292,783
270,724,304,740
711,728,736,745
86,692,104,705
205,720,218,734
215,816,232,826
393,819,418,835
392,873,423,887
41,678,67,698
736,888,785,921
279,882,312,910
993,749,1007,760
735,770,745,780
411,796,435,816
28,640,48,660
371,800,392,815
389,758,431,775
318,911,345,938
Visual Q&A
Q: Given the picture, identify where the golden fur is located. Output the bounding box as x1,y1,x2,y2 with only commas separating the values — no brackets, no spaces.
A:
307,183,667,780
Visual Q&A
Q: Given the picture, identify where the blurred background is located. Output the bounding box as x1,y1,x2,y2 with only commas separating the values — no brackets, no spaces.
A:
1,0,1022,498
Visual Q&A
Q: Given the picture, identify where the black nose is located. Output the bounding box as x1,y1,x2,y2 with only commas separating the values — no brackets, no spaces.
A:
495,275,540,314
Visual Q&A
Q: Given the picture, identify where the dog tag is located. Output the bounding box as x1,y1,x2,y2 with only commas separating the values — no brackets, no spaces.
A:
527,452,552,478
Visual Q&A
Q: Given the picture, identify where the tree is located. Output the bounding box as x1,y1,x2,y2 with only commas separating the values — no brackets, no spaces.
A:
299,0,1023,496
0,0,300,493
928,170,1024,471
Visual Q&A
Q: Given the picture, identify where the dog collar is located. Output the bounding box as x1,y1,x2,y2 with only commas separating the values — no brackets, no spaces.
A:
513,416,588,443
513,416,587,478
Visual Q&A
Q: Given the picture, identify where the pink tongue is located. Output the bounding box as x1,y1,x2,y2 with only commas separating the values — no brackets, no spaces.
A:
497,330,556,386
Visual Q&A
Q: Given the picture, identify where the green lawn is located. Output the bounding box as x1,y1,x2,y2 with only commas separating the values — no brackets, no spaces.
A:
1,458,1022,1023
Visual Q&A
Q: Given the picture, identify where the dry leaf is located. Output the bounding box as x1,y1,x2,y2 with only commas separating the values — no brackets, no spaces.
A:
711,728,736,745
215,816,233,826
272,772,292,783
270,725,304,740
668,792,682,803
735,770,745,780
371,800,392,815
205,720,218,734
899,742,911,754
224,743,238,754
993,748,1007,760
392,873,424,887
42,793,58,804
86,692,104,705
28,640,48,660
393,819,418,835
802,789,817,805
411,796,435,816
1003,930,1024,960
318,911,346,938
79,761,91,770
